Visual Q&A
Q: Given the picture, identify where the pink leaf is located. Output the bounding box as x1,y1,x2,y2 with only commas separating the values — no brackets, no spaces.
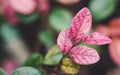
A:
109,38,120,67
9,0,36,15
70,7,92,42
57,0,80,5
85,32,112,45
3,5,18,25
57,29,73,54
69,45,100,65
94,24,110,36
38,0,49,13
2,59,18,75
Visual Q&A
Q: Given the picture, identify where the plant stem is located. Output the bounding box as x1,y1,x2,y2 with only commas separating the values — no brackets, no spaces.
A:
53,43,78,74
53,45,76,72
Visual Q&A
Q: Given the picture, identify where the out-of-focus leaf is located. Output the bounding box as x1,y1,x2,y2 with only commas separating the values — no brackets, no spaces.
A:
44,45,63,65
89,0,116,22
3,5,18,25
1,23,19,42
49,8,72,32
70,7,92,43
69,46,100,65
85,32,112,45
61,58,80,74
57,29,73,54
106,68,120,75
11,67,42,75
94,25,110,36
38,0,49,12
109,18,120,37
0,68,6,75
2,59,18,75
80,43,101,52
38,30,54,46
9,0,36,15
109,38,120,67
17,12,39,23
22,53,43,69
56,0,80,5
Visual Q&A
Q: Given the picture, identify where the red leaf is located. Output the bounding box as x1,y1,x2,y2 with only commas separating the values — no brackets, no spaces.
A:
57,29,73,54
69,45,100,65
70,7,92,42
94,24,110,36
109,38,120,67
85,32,112,45
3,5,18,25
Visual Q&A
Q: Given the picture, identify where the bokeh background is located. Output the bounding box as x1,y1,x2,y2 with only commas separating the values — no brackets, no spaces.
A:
0,0,120,75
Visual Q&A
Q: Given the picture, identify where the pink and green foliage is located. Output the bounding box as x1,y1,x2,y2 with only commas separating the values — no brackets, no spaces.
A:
0,0,49,25
94,18,120,67
57,7,112,65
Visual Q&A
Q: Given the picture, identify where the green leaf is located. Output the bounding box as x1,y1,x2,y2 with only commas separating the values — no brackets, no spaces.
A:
49,8,73,32
61,58,80,74
89,0,116,22
17,12,39,23
11,67,42,75
0,23,19,42
38,30,54,46
44,45,63,65
0,68,6,75
80,43,101,52
22,53,43,69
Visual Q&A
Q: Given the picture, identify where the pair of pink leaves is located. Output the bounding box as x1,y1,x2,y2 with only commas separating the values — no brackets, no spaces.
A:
57,7,112,65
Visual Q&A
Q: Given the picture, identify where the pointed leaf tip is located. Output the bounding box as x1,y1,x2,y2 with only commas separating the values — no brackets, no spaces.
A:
70,7,92,42
85,32,112,45
69,45,100,65
57,29,73,54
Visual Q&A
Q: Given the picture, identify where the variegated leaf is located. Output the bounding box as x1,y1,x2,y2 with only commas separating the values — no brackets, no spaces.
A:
70,7,92,42
85,32,112,45
69,45,100,65
57,29,73,54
